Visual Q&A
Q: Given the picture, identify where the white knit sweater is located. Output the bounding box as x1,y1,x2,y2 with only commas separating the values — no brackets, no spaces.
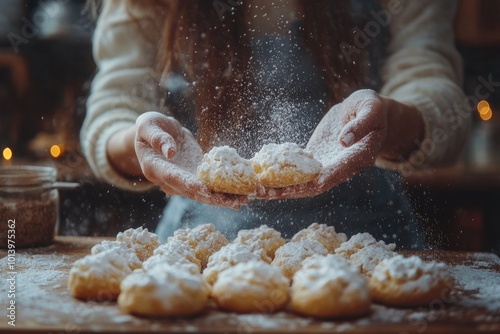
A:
81,0,469,191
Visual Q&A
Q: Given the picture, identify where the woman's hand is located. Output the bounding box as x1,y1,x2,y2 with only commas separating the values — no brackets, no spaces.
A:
134,112,248,209
257,89,423,200
305,89,387,196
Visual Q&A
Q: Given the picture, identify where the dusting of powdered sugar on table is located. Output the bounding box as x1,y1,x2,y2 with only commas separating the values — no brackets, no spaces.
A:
1,241,499,333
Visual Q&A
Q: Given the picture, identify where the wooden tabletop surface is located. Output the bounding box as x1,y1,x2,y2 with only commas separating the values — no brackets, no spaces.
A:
1,236,499,334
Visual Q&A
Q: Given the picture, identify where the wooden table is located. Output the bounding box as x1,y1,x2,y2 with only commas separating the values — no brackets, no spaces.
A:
1,236,499,334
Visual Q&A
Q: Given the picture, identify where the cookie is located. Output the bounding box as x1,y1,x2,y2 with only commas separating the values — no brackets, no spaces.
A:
68,250,131,301
233,224,286,262
251,142,322,188
291,223,347,253
271,240,328,280
202,243,261,285
90,240,142,270
349,242,397,278
116,227,160,261
168,223,228,269
291,254,371,318
369,255,453,307
211,260,290,313
118,264,209,317
197,146,258,195
335,232,379,259
143,240,201,272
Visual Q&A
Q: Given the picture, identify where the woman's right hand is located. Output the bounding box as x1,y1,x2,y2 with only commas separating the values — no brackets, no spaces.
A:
134,112,247,209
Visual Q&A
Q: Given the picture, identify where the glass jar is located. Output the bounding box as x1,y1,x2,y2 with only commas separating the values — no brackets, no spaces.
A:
0,165,59,248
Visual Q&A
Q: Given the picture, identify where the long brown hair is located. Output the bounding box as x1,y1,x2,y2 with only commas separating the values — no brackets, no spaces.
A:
128,1,366,151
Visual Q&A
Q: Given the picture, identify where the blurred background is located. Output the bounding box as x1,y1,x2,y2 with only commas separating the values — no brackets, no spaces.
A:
0,0,167,238
0,0,499,254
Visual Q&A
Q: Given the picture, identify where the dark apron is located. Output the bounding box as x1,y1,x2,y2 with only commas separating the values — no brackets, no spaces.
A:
155,1,423,250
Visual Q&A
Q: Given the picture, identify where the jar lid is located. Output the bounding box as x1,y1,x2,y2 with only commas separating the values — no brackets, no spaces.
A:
0,165,56,188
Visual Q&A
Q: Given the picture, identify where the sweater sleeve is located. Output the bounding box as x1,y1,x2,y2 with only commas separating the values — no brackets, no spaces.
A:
375,0,471,172
80,0,162,191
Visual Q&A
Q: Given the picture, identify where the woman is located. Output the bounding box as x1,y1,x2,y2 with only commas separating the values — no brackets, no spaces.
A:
81,0,469,248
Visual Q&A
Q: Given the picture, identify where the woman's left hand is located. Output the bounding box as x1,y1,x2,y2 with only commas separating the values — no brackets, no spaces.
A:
256,89,389,200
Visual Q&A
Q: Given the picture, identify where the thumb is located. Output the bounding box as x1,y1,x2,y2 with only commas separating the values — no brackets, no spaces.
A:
339,98,386,147
136,112,182,159
161,137,177,159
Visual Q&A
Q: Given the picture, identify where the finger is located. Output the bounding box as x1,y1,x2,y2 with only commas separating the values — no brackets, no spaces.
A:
143,152,246,209
255,182,323,200
136,112,184,159
318,130,383,188
255,186,280,199
279,182,324,199
135,138,199,191
176,182,247,210
339,98,385,148
203,193,248,210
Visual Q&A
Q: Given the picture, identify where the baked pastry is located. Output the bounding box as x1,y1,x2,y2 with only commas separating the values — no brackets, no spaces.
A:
143,240,201,272
116,227,160,261
90,240,142,270
197,146,258,195
118,264,209,317
68,249,132,301
349,242,397,278
168,223,229,269
291,254,371,318
291,223,347,253
202,243,261,285
335,233,396,277
271,240,328,280
251,142,322,188
369,255,453,307
335,232,379,259
211,260,290,313
233,224,286,262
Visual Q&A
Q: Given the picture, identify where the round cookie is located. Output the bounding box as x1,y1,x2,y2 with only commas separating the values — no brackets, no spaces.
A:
291,223,347,253
369,255,453,307
349,242,397,278
211,260,290,313
197,146,258,195
91,240,142,270
291,254,371,318
68,249,132,301
116,226,160,261
203,243,261,285
118,264,209,317
251,142,322,188
168,223,229,269
271,240,329,280
335,232,379,259
233,224,286,262
143,240,202,272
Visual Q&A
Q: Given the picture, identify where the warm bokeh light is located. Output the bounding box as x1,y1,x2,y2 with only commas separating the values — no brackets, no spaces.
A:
479,108,493,121
477,100,490,114
2,147,13,160
477,100,493,121
50,145,62,158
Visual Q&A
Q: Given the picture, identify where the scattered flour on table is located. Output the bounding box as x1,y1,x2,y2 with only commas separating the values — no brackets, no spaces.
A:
2,251,499,330
222,312,313,331
450,264,500,313
0,253,139,326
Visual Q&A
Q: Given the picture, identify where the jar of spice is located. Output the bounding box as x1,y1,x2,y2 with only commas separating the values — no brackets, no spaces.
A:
0,165,59,248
